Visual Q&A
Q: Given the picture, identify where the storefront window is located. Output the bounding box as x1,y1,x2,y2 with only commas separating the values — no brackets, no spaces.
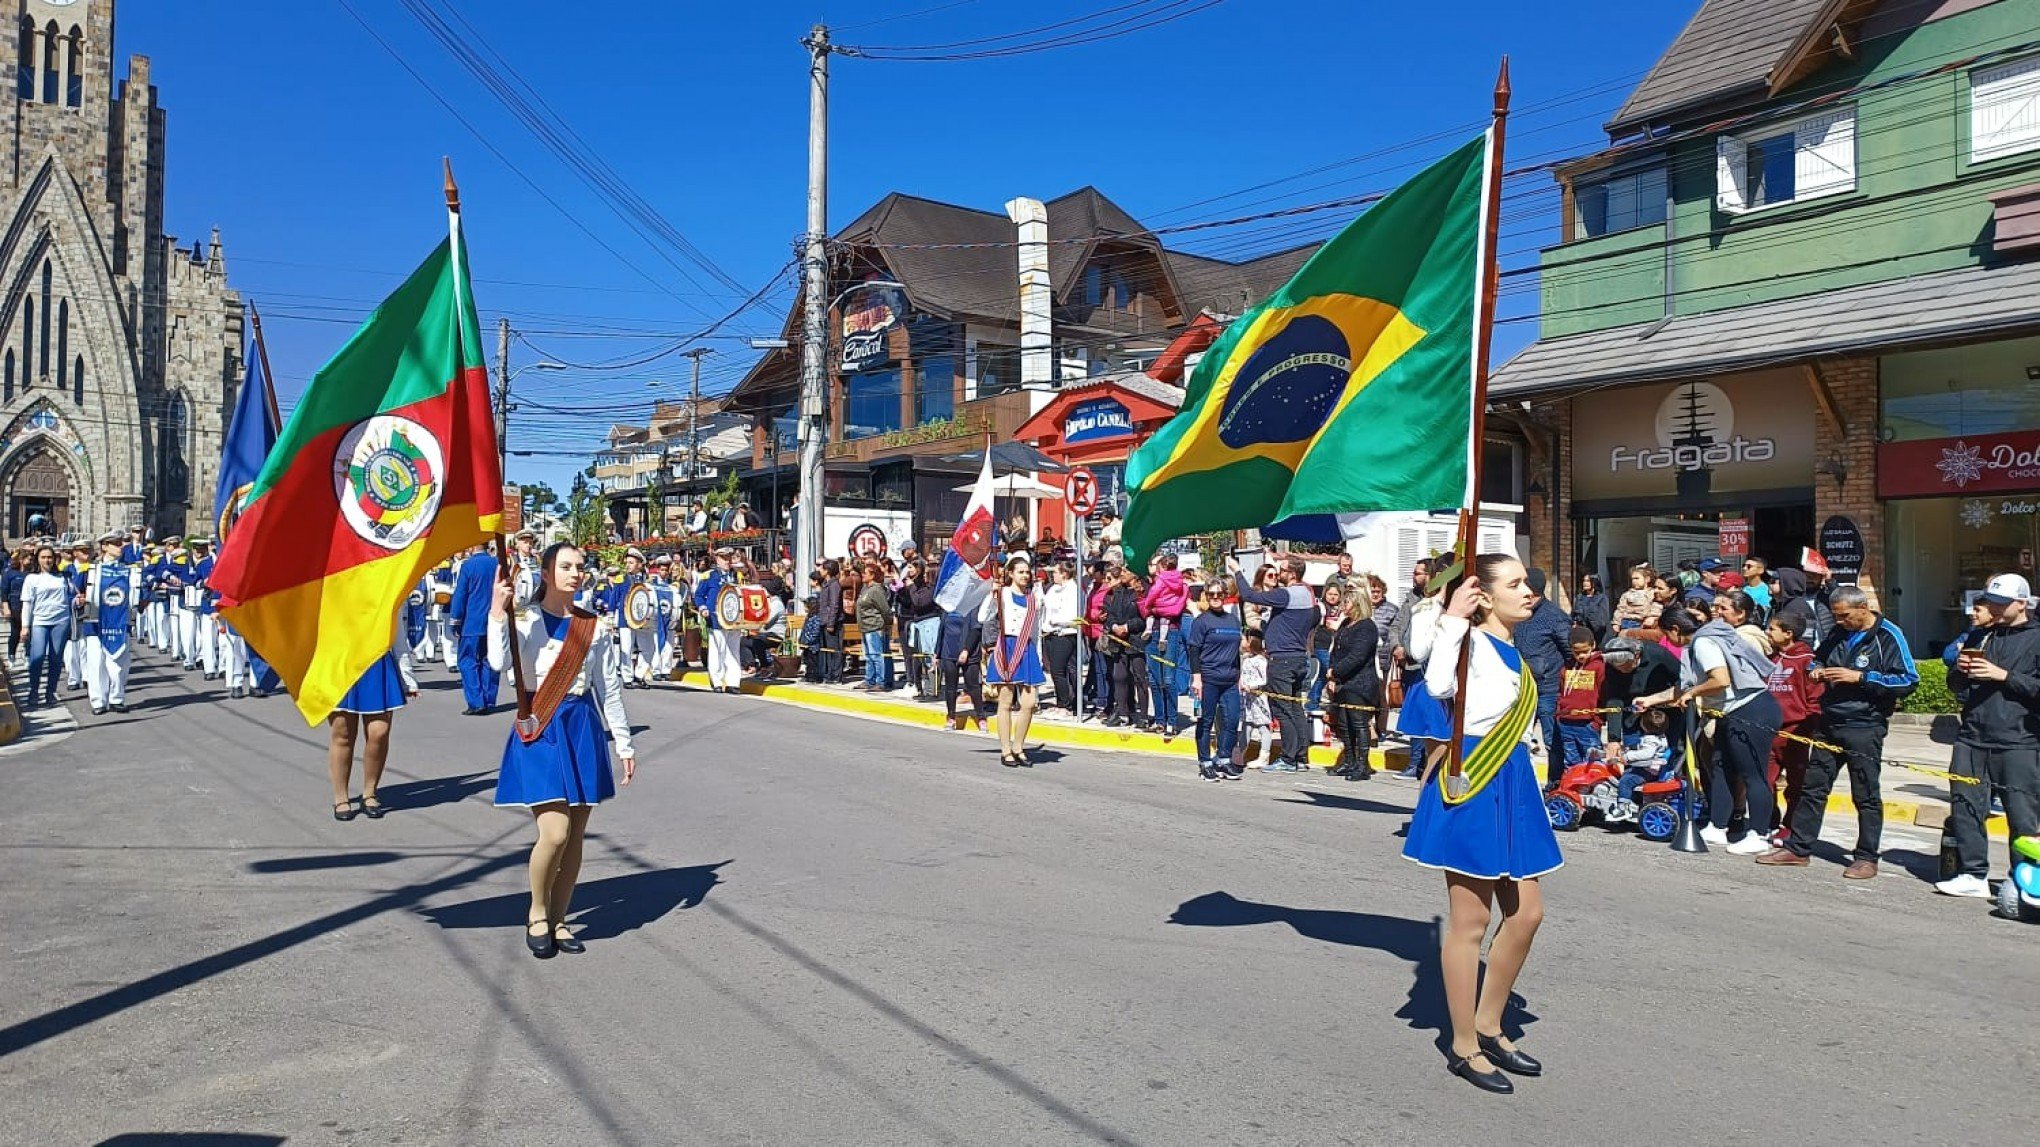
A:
844,369,903,438
916,354,955,425
1881,336,2040,441
1888,496,2040,654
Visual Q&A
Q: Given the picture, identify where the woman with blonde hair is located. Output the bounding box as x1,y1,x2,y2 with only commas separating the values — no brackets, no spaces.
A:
1324,589,1378,780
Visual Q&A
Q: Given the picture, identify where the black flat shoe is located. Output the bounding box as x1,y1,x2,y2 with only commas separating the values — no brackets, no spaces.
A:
1002,753,1021,767
526,920,557,959
1477,1033,1542,1077
551,924,585,954
360,796,388,819
332,799,359,822
1447,1052,1514,1094
1017,750,1034,768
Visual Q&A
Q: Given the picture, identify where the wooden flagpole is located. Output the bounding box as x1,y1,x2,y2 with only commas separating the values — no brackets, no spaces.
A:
1444,59,1512,798
444,158,533,721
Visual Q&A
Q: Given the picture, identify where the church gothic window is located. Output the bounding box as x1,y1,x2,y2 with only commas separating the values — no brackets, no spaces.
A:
40,21,57,105
162,392,190,502
56,300,68,396
39,260,51,377
72,355,82,405
65,26,80,108
15,17,32,101
4,349,12,403
22,297,33,385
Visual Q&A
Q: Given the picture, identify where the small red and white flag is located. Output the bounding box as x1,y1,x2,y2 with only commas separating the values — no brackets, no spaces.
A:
934,444,998,614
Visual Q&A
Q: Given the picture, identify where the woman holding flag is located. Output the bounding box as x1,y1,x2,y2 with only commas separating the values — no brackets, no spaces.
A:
489,541,636,959
1404,554,1561,1094
978,554,1046,767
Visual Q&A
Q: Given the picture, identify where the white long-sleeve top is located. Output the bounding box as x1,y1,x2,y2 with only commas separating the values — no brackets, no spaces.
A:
1423,615,1533,742
1040,581,1082,636
1405,596,1443,665
488,608,634,758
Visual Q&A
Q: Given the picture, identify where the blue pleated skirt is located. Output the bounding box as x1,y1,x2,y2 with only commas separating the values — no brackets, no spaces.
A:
334,653,406,714
1402,736,1564,880
1394,678,1453,742
494,691,615,808
985,636,1046,686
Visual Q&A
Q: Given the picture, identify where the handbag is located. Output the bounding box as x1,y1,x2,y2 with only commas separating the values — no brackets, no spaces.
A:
516,608,597,745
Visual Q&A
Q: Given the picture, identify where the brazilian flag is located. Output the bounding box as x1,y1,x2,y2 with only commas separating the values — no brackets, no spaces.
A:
1123,134,1489,564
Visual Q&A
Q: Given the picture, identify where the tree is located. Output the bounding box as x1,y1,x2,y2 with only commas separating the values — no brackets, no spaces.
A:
565,472,608,547
518,482,559,517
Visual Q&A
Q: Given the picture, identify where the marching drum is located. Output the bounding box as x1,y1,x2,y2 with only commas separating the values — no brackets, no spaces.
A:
715,584,772,631
623,583,657,631
433,587,453,607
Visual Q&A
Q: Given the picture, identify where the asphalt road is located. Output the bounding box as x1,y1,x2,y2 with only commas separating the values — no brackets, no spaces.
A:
4,647,2035,1146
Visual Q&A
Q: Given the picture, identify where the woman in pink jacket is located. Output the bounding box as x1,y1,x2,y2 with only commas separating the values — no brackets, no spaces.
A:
1141,553,1192,737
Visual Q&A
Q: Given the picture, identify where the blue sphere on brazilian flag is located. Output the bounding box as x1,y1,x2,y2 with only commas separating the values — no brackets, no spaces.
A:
1122,134,1492,565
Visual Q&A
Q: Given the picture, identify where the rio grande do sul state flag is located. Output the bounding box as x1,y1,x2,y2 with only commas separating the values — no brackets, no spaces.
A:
210,206,503,724
1120,134,1489,564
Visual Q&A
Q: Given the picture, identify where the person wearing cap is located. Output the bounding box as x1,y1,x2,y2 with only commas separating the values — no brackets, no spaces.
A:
1936,573,2040,900
1758,584,1917,879
512,529,541,603
189,538,223,681
161,535,201,669
424,556,459,670
647,554,680,680
142,540,173,655
449,542,503,715
79,532,142,715
1681,557,1727,609
62,542,92,693
121,525,148,566
692,546,743,693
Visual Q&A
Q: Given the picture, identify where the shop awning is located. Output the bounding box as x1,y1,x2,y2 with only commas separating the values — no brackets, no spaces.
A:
1492,258,2040,399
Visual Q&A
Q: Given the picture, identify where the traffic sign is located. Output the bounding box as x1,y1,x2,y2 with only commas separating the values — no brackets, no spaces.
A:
1065,467,1099,516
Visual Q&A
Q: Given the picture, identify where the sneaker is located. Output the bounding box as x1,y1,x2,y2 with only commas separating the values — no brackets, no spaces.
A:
1934,873,1991,899
1754,848,1809,867
1396,763,1422,779
1260,758,1290,774
1220,764,1244,780
1198,762,1222,782
1699,825,1731,847
1726,834,1771,856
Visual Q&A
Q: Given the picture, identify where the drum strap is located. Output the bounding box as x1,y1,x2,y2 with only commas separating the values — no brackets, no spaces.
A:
518,609,597,745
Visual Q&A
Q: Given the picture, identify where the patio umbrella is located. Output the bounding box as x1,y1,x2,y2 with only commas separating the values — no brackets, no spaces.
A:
954,473,1065,499
942,441,1069,474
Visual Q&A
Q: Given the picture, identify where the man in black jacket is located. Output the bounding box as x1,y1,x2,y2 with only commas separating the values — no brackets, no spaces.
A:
1760,585,1917,878
1937,573,2040,899
1233,555,1318,772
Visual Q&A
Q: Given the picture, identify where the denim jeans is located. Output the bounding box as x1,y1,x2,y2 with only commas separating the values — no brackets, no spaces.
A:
1617,768,1663,805
1147,624,1185,730
1267,654,1312,764
862,631,894,689
1536,689,1562,784
1558,720,1603,772
1198,679,1241,764
27,622,67,705
909,616,941,693
1090,646,1111,711
1308,648,1331,709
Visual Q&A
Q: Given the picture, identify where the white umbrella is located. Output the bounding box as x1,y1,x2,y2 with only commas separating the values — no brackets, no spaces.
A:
954,474,1063,500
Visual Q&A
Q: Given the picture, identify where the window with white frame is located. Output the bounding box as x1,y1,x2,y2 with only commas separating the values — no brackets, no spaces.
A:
1715,107,1855,213
1971,56,2040,163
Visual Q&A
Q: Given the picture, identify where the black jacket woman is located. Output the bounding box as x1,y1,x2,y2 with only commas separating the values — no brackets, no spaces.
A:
1101,570,1149,726
1325,592,1382,779
1571,574,1611,644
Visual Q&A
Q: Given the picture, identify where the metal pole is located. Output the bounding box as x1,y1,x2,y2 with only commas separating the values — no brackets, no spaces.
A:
796,24,831,578
685,347,712,488
496,316,512,470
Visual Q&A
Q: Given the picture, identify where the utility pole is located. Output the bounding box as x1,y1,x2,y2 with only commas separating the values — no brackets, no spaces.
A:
683,346,713,490
796,23,831,576
495,316,513,469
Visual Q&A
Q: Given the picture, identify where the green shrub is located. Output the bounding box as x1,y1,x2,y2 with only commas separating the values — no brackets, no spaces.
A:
1901,658,1959,714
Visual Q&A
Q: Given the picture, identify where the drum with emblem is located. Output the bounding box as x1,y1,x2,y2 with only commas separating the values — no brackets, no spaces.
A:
715,584,772,631
623,582,657,631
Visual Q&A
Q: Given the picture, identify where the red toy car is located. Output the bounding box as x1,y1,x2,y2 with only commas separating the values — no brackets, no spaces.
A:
1543,759,1695,843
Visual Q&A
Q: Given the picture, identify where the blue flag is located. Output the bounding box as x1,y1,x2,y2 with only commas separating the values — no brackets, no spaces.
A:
214,312,281,545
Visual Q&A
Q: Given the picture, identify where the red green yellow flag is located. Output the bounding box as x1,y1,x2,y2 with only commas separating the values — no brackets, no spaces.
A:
211,208,503,724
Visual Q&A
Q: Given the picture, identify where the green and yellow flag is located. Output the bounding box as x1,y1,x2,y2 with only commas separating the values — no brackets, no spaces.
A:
1122,134,1489,564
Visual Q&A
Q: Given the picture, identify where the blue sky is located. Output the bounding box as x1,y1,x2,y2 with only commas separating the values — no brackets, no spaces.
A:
115,0,1693,495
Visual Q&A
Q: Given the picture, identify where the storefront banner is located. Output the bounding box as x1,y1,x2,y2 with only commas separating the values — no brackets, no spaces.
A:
1063,397,1134,444
1571,371,1815,503
1878,429,2040,499
1719,517,1750,557
839,282,906,373
1819,516,1865,583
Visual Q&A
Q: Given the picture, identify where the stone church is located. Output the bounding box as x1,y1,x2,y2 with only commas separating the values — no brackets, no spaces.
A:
0,0,239,542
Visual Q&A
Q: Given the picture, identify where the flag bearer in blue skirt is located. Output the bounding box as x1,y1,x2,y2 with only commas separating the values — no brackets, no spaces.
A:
1403,554,1562,1096
488,541,636,959
327,617,417,822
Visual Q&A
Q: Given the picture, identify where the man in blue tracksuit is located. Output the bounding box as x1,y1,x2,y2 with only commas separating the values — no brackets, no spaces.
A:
448,543,501,714
1764,584,1918,878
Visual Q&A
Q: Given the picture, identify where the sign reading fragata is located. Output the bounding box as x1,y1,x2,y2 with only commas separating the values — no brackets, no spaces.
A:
1570,370,1816,503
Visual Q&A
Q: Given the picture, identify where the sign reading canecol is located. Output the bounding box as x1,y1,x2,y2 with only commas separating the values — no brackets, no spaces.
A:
1063,397,1134,444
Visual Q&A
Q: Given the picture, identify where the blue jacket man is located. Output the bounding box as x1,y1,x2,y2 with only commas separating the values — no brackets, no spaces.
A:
448,545,501,713
1517,568,1575,783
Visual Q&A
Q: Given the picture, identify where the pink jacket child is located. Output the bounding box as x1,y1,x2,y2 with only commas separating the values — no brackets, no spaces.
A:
1141,568,1190,624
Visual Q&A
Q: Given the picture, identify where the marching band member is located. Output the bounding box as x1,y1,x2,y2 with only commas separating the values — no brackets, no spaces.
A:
162,536,200,668
190,538,222,680
427,558,458,669
120,525,148,566
487,541,636,959
144,543,172,653
512,529,542,603
327,615,419,822
64,542,92,693
649,554,679,679
81,532,142,715
1403,555,1562,1095
692,546,743,693
449,542,502,715
978,554,1047,767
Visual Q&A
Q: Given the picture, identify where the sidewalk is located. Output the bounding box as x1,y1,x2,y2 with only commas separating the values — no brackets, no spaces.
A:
675,670,2008,840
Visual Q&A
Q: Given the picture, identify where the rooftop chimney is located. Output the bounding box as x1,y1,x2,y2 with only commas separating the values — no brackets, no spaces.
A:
1005,197,1053,389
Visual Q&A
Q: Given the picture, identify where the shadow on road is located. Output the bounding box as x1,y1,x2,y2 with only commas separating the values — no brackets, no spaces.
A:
97,1136,285,1146
1168,891,1537,1055
372,771,497,811
1275,790,1409,816
248,850,406,874
417,861,728,941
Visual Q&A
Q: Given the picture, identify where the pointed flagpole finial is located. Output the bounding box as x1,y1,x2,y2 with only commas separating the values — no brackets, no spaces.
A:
247,298,263,333
443,157,461,213
1494,57,1512,119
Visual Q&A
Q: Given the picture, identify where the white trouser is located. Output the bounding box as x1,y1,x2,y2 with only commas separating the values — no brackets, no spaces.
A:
625,626,660,682
706,627,743,689
137,603,153,646
440,616,459,668
174,607,197,664
652,631,674,677
223,632,251,689
199,614,221,676
64,626,83,684
149,602,171,650
84,636,131,708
